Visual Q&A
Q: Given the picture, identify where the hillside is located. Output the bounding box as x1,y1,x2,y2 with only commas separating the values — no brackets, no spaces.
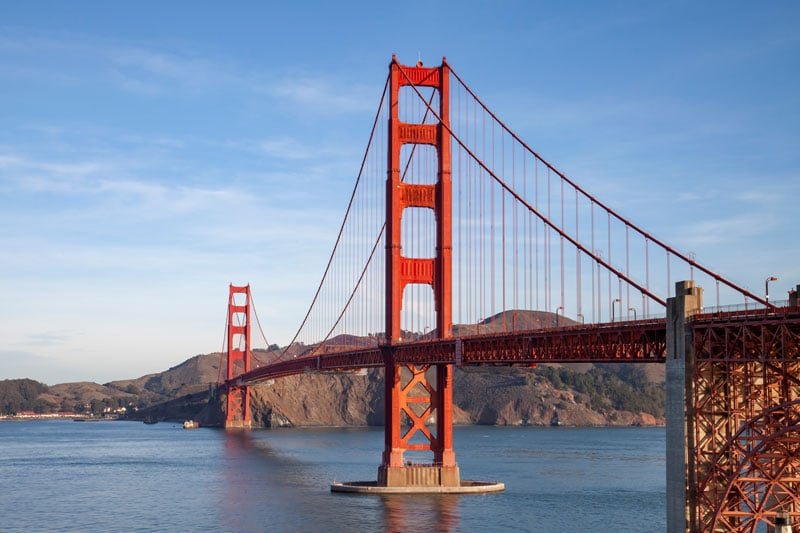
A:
8,310,666,426
188,362,664,428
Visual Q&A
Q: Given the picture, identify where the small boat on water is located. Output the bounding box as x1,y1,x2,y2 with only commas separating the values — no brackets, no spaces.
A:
183,420,199,429
143,417,157,425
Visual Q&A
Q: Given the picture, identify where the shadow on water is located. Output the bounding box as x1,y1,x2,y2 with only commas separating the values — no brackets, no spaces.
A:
219,430,304,531
220,429,464,532
213,426,665,532
218,430,381,532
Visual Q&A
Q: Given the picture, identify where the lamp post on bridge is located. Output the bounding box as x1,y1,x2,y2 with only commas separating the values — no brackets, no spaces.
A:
555,306,564,326
766,276,778,304
611,298,621,322
628,307,637,320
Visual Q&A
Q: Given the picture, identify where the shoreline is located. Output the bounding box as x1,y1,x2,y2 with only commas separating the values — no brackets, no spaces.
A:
0,414,115,422
0,416,666,429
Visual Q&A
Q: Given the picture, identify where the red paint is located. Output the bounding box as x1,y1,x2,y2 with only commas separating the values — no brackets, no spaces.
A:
384,56,455,471
225,284,251,427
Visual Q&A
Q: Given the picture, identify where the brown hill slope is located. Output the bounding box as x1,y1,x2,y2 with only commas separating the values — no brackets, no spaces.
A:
190,363,663,428
36,310,665,426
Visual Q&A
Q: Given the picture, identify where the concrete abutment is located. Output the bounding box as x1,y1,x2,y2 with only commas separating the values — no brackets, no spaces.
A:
666,280,703,533
378,465,461,488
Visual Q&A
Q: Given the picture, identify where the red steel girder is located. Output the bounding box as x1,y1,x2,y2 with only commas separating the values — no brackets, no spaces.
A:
234,320,668,385
693,309,800,364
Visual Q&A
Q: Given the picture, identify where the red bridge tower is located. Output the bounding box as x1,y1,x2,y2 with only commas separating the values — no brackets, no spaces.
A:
225,284,252,429
379,56,458,487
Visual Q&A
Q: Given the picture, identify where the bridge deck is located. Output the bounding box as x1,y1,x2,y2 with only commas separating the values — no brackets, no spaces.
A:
232,307,800,386
233,319,668,386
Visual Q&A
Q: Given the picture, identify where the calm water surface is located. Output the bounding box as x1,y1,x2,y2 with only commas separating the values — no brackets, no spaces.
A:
1,421,665,532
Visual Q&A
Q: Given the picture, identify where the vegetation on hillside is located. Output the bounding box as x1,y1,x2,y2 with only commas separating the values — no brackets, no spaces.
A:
0,379,52,414
536,364,665,416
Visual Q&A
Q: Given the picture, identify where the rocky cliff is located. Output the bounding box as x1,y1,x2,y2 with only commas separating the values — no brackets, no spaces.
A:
195,363,664,428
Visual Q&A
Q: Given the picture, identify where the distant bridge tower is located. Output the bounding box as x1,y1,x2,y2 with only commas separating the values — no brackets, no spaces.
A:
380,56,459,487
225,284,252,429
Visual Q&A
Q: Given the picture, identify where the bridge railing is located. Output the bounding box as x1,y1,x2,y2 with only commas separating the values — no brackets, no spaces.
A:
696,299,793,319
232,319,669,386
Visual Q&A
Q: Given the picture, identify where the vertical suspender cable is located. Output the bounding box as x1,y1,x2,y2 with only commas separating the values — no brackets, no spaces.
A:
546,168,551,318
513,141,518,312
501,126,507,329
607,212,611,319
490,116,496,322
645,239,650,317
591,202,596,322
626,225,630,318
457,82,463,327
535,160,540,314
575,188,581,322
560,178,565,316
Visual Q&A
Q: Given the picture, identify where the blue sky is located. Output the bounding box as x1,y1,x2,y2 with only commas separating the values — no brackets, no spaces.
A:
1,1,798,385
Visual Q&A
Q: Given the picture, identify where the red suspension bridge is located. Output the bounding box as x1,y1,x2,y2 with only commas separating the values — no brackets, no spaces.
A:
218,57,800,533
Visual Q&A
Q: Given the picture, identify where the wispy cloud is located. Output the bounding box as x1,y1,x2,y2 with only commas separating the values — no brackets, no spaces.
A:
270,76,377,114
0,29,374,117
259,137,316,160
0,350,83,384
2,141,242,192
106,69,164,97
26,331,80,346
679,212,778,248
102,46,243,96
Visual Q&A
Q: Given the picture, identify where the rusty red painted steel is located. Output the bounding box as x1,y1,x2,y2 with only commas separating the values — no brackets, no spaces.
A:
230,320,668,386
691,308,800,532
383,56,455,473
225,284,252,426
693,308,800,363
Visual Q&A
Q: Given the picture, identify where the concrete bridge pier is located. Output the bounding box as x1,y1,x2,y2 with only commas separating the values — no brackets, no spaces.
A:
666,280,703,533
789,284,799,308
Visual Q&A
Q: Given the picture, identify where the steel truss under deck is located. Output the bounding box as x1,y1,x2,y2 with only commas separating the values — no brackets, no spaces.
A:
691,309,800,532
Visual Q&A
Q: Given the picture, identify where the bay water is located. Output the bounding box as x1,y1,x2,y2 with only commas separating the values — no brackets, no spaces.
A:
1,421,665,532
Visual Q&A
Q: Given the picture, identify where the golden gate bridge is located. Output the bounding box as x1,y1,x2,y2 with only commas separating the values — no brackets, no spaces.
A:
216,56,799,533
